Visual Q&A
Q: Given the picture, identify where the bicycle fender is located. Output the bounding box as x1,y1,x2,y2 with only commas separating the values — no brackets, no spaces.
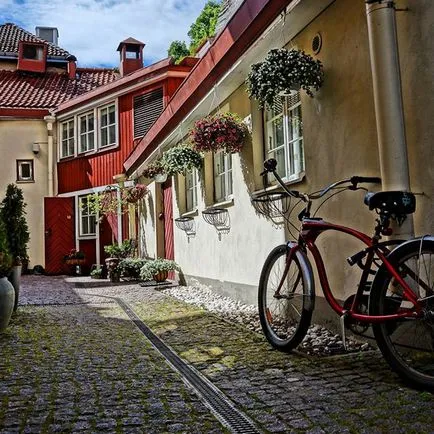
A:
287,241,316,312
369,236,434,312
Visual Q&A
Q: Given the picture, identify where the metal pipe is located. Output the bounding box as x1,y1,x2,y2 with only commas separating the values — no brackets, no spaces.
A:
365,0,413,237
44,115,56,197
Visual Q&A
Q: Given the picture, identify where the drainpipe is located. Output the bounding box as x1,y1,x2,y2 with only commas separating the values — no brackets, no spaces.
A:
365,0,413,237
44,115,56,197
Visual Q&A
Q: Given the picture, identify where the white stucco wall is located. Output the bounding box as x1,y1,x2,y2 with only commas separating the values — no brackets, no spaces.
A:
0,119,49,267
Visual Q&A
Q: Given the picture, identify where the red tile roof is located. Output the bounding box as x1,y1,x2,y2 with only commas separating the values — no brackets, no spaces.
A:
0,68,118,110
0,23,71,58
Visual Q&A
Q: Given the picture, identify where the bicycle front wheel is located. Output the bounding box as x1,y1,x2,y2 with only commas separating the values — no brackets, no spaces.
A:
370,238,434,390
258,243,315,352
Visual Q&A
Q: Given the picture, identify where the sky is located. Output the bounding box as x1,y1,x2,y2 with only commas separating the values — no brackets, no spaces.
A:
0,0,210,67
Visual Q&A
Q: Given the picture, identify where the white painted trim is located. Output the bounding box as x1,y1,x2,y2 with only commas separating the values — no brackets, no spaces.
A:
74,195,79,251
117,188,122,245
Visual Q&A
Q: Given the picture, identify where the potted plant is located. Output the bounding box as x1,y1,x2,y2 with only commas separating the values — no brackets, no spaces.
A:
104,239,136,282
125,184,148,203
190,112,248,154
246,48,324,108
0,184,30,311
0,219,14,331
142,159,167,183
63,249,86,266
118,258,148,280
140,257,180,282
161,144,203,175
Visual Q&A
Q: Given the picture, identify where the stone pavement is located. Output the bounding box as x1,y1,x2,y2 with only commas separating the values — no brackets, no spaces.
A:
0,276,433,433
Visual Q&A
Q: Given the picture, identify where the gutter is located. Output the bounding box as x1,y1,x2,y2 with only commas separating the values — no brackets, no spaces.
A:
365,0,413,236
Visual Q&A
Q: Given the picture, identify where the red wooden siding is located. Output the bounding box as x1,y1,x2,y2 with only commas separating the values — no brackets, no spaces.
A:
58,75,188,194
44,197,75,275
162,179,174,261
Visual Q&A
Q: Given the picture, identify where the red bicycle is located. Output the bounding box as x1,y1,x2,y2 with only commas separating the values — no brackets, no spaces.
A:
254,158,434,390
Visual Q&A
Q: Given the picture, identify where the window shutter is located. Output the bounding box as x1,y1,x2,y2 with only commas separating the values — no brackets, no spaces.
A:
134,88,164,138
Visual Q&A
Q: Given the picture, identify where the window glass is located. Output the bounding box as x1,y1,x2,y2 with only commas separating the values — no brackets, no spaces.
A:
213,151,233,203
79,196,96,236
265,92,304,181
61,119,75,158
186,169,199,212
16,160,34,182
79,112,95,153
100,104,116,147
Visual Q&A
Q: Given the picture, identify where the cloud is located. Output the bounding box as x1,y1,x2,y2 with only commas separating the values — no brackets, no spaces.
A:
0,0,209,67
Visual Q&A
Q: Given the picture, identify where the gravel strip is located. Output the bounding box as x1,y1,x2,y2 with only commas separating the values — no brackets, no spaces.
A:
162,280,372,356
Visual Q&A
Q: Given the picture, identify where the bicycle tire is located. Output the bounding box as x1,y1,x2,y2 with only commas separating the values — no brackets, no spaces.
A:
370,237,434,390
258,243,315,352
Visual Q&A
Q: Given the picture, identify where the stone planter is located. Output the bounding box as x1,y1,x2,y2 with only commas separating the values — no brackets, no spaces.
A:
8,264,22,312
0,277,15,331
105,257,120,282
153,270,168,282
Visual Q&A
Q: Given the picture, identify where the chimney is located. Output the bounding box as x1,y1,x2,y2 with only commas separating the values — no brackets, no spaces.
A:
35,27,59,45
117,37,145,77
67,56,77,79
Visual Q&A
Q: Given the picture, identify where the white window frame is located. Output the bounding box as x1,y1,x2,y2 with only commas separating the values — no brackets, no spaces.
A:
61,118,75,158
16,159,34,182
213,151,233,203
185,168,199,212
98,103,117,148
265,92,304,182
78,111,95,153
78,195,96,237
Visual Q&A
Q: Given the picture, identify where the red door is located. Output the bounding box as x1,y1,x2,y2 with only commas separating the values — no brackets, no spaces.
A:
44,197,75,275
162,179,174,277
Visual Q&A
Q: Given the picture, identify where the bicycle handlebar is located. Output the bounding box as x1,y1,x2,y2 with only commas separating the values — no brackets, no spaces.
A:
261,159,381,201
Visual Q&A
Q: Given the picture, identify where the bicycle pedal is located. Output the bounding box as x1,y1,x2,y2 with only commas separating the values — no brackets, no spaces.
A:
340,313,348,351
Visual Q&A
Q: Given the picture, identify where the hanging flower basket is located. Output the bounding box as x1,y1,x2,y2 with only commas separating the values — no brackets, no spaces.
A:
125,184,148,203
190,112,248,154
246,48,324,108
161,144,203,175
142,160,165,179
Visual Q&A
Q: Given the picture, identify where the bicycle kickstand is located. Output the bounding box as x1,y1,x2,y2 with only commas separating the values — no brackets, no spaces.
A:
340,312,348,351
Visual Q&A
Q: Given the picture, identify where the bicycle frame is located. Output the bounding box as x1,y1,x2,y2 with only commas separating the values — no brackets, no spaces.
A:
289,218,422,323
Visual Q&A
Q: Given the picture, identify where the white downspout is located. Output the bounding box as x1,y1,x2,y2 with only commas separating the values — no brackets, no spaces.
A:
365,0,413,237
44,115,56,197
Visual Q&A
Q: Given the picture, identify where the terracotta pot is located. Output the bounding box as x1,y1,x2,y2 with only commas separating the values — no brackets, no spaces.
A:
153,270,168,282
0,277,15,331
65,259,85,266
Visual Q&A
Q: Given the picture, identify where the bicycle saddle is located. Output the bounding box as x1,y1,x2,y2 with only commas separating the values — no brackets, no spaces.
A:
364,191,416,215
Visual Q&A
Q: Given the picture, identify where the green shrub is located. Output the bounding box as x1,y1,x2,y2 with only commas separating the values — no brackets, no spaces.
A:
140,258,180,281
118,258,148,280
104,239,135,259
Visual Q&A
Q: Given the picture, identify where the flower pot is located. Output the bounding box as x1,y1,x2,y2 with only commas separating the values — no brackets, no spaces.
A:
153,271,168,282
154,173,168,183
8,265,22,312
65,259,85,266
0,277,15,331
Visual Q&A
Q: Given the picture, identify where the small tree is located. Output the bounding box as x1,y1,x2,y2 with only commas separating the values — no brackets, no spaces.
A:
0,219,12,278
168,40,190,64
0,184,30,265
188,0,221,53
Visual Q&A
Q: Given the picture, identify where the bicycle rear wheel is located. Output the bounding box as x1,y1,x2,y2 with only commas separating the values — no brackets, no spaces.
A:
258,243,315,352
370,238,434,390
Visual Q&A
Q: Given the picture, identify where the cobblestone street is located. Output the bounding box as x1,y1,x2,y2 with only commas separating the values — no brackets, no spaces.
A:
0,275,433,433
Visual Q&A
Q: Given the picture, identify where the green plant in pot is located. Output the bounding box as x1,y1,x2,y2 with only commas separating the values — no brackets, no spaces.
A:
0,219,14,331
142,159,167,183
140,258,180,282
0,184,30,311
161,144,203,176
246,48,324,108
104,239,136,282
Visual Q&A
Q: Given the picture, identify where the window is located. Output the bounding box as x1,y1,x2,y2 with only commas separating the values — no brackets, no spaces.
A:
79,196,96,237
133,88,163,138
78,112,95,153
61,119,75,158
16,160,34,182
186,169,199,212
99,104,117,147
213,151,233,203
265,92,304,181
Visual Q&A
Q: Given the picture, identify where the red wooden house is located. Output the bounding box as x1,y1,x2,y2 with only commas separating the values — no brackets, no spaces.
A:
47,39,196,274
